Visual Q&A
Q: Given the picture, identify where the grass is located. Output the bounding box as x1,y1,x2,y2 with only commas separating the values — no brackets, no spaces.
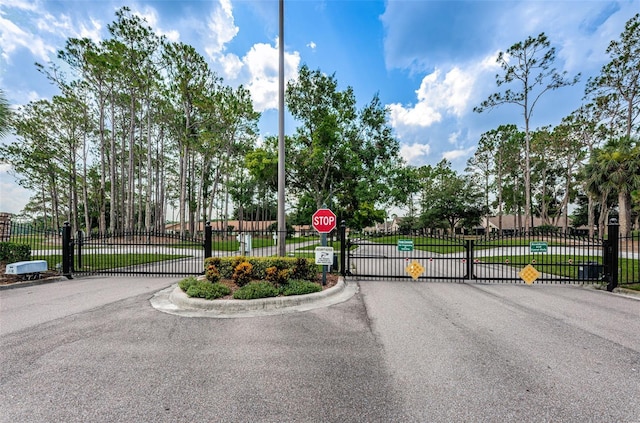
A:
365,234,603,255
479,254,639,283
206,235,321,252
33,253,190,271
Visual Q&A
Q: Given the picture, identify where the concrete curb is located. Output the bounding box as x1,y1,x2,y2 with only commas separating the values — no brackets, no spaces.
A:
0,276,64,291
151,278,359,318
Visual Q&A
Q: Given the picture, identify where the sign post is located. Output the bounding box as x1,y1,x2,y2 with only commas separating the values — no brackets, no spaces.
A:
312,208,337,285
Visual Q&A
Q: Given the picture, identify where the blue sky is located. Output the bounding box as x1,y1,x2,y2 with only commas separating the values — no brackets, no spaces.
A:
0,0,638,214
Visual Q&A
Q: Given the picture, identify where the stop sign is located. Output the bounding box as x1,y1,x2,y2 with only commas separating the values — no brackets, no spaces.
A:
312,208,337,233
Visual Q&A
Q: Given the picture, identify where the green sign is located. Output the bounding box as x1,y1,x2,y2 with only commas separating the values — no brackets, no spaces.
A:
398,239,414,252
530,241,548,253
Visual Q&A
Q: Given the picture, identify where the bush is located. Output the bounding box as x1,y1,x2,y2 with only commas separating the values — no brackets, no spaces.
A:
233,281,279,300
185,281,231,300
291,257,317,280
232,261,253,287
178,276,198,292
205,264,221,283
204,256,221,269
282,280,322,296
0,242,31,264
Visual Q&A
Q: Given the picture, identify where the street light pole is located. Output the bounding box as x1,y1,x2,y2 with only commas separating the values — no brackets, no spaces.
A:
277,0,286,257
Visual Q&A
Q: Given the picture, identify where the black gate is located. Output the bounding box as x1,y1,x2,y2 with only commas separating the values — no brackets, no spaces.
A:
340,220,624,291
62,222,206,277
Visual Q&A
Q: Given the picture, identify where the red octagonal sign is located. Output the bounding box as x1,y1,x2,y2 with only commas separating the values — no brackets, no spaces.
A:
312,208,337,233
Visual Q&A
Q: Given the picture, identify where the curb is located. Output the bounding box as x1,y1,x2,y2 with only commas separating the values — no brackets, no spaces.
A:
152,278,358,318
0,276,64,291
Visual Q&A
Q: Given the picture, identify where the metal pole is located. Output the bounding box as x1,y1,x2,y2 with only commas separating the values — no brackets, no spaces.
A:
339,221,346,277
321,232,327,285
61,221,72,279
606,218,619,292
277,0,286,256
204,221,212,259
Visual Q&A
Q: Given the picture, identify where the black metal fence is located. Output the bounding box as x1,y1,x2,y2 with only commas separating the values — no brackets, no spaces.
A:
1,217,637,289
340,220,639,291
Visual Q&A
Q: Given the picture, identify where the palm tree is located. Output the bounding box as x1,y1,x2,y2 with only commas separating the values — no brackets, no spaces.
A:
585,137,640,236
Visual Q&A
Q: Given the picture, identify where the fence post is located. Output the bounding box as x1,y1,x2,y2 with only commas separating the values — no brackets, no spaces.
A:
339,220,346,277
465,239,475,280
61,222,73,279
76,230,83,270
204,221,212,259
606,218,619,292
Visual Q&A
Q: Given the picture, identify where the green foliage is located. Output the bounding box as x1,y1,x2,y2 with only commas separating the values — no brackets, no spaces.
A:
205,264,221,283
203,256,318,284
186,281,231,300
178,276,198,292
265,266,278,282
291,257,317,280
232,261,253,287
233,281,279,300
281,280,322,296
0,242,31,263
250,259,270,280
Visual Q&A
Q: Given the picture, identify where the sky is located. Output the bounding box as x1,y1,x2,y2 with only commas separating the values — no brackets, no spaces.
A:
0,0,638,215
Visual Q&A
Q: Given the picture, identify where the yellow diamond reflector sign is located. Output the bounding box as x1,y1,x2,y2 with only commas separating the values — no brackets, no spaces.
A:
405,261,424,280
519,264,540,285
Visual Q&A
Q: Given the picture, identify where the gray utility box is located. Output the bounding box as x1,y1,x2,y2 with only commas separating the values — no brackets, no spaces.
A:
578,262,603,280
5,260,48,275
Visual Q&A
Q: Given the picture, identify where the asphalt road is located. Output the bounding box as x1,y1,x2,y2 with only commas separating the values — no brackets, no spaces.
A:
1,277,639,422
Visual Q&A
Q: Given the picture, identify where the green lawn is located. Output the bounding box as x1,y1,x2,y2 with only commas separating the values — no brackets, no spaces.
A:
479,254,639,283
34,253,190,272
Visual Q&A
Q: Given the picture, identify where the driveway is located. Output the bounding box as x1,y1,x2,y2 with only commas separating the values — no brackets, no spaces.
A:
0,277,638,422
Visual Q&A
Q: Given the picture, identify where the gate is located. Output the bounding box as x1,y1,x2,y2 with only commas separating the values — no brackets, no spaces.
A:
62,222,206,277
340,220,626,291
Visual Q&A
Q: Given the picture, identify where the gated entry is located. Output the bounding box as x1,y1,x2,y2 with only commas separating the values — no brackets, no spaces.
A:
339,221,622,291
62,222,206,277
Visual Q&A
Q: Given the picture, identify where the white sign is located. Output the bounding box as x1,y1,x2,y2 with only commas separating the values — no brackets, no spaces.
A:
315,246,334,265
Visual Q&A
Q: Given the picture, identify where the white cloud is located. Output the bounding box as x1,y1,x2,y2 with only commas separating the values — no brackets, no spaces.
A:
206,0,238,56
400,142,431,165
388,62,493,140
77,17,103,43
242,40,300,112
0,14,55,62
307,41,316,50
0,165,31,214
443,146,475,162
448,130,461,144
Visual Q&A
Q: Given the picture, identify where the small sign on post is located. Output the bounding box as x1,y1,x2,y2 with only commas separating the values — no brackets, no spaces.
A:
315,246,334,265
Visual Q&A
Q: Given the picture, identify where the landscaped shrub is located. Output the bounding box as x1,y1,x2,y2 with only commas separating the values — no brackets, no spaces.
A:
250,259,270,280
204,256,222,268
185,281,231,300
281,280,322,296
277,268,291,285
232,261,253,287
265,266,278,283
201,256,318,284
205,264,221,283
291,257,317,280
178,276,198,292
0,242,31,264
233,281,279,299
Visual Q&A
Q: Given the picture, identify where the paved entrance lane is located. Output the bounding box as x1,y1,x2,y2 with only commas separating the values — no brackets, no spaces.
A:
0,286,404,423
2,278,639,422
0,276,178,336
360,281,640,422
